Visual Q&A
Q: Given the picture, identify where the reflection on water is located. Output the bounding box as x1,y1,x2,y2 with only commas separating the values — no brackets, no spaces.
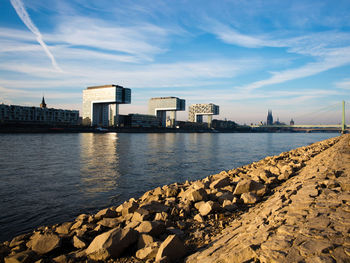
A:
79,133,120,196
0,132,339,242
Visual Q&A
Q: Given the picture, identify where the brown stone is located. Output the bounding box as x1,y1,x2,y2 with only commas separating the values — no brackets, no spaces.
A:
30,233,61,254
198,201,218,216
132,208,151,222
209,177,231,189
97,218,120,228
194,214,204,223
140,202,170,213
85,227,138,260
72,235,86,249
136,242,160,260
95,208,118,220
4,250,37,263
241,192,258,204
155,235,186,262
137,234,154,249
165,187,178,197
185,188,207,202
135,221,166,237
155,212,168,222
121,201,138,216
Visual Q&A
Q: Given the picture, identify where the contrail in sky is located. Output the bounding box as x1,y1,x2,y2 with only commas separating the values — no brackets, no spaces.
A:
10,0,63,72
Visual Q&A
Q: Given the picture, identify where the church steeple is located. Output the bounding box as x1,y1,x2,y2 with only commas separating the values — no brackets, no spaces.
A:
40,96,47,108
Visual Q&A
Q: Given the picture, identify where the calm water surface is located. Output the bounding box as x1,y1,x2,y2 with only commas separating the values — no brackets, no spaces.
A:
0,132,338,241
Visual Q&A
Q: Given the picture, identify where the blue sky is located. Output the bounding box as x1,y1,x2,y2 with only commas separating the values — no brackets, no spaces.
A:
1,0,350,124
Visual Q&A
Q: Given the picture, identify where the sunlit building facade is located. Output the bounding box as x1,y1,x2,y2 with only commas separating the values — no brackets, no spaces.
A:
148,97,185,127
188,103,219,128
82,85,131,127
0,98,79,125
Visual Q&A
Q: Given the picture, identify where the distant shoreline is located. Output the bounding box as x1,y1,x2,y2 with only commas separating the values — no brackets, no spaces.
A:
0,123,343,134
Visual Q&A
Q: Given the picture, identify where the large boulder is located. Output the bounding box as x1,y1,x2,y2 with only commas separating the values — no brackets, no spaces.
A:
241,192,258,204
184,188,207,202
95,208,118,220
136,242,160,260
209,177,231,189
140,202,170,214
198,201,219,216
97,218,120,228
234,179,266,196
135,221,165,237
55,222,73,235
132,208,151,222
155,235,187,262
30,233,61,254
85,227,138,260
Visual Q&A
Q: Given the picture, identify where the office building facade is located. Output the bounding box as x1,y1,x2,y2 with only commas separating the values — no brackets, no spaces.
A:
82,85,131,127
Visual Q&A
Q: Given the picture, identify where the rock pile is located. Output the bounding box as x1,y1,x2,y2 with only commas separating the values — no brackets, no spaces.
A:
0,136,344,263
186,134,350,263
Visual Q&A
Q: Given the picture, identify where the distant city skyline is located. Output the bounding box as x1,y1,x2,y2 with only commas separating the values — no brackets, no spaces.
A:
1,0,350,125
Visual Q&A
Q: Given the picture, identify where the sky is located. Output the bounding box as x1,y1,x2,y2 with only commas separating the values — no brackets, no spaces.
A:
1,0,350,124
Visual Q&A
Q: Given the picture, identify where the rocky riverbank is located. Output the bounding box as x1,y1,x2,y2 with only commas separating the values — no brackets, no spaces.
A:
1,135,349,263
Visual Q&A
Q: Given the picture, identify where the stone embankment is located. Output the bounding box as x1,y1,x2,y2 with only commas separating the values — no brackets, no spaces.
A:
1,135,349,263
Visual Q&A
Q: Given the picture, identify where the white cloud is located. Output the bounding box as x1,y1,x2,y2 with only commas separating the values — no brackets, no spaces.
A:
46,16,172,61
238,46,350,91
9,0,62,72
335,79,350,90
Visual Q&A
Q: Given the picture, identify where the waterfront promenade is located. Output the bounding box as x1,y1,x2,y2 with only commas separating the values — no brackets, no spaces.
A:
1,135,349,262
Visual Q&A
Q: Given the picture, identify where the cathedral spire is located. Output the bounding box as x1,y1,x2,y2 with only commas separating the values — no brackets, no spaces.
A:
40,96,47,108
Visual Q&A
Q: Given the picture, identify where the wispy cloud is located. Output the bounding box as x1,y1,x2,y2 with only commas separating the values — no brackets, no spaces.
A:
335,79,350,90
207,23,350,90
239,46,350,91
9,0,62,72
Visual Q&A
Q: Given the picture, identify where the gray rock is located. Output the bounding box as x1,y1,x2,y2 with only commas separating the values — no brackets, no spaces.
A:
85,227,138,260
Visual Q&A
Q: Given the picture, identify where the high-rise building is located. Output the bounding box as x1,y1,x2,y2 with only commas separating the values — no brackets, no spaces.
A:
267,110,273,125
82,84,131,127
188,103,219,128
148,97,185,127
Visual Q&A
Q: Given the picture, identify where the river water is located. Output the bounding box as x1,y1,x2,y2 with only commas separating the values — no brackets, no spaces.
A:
0,132,338,241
